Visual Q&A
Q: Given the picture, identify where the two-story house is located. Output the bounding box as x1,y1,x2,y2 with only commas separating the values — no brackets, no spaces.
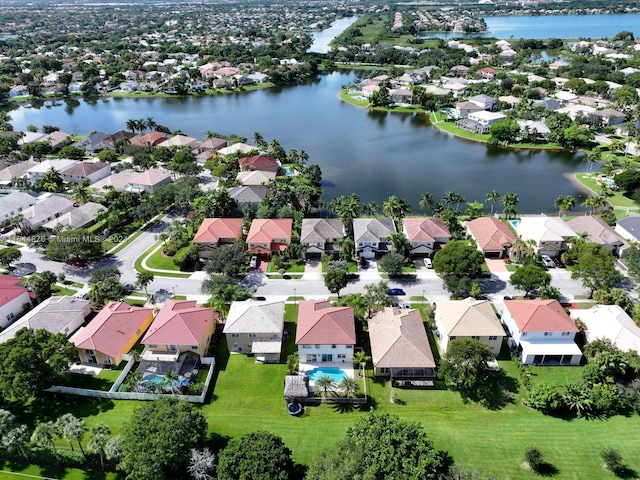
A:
502,299,582,366
246,218,292,259
296,300,355,365
62,162,111,184
0,192,36,225
516,215,576,257
0,275,31,328
126,169,172,193
141,300,217,361
223,300,285,363
192,218,244,260
238,154,279,173
353,218,396,259
74,132,112,154
402,217,451,258
435,298,505,354
299,218,345,259
567,216,628,257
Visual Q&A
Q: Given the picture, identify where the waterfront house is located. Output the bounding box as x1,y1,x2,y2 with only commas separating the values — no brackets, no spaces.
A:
246,218,292,259
455,101,483,119
224,300,284,363
71,301,154,366
354,218,396,259
0,275,31,328
569,305,640,353
402,217,450,258
127,169,172,193
468,94,496,111
228,186,267,210
466,217,515,258
217,143,256,156
300,218,345,259
516,215,576,257
129,131,167,148
0,296,90,344
368,307,436,386
44,131,72,150
502,299,582,366
192,218,244,260
74,132,111,153
435,298,505,354
296,300,355,364
238,154,279,173
567,216,628,257
197,137,227,153
18,132,48,145
0,191,36,225
141,300,217,361
236,170,276,187
62,161,111,184
468,111,506,127
157,134,198,149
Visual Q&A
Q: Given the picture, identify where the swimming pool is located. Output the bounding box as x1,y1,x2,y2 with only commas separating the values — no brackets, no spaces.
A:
305,367,347,383
509,219,520,230
142,373,188,387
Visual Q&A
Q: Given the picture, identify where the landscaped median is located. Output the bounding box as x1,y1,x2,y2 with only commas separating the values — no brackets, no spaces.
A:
134,241,191,278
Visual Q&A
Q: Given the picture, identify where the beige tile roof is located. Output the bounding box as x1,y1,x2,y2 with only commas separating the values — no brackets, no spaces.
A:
368,307,435,369
403,217,450,243
466,217,515,252
436,298,504,337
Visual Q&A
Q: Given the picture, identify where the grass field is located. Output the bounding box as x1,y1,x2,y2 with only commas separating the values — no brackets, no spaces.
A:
133,242,191,278
576,172,637,208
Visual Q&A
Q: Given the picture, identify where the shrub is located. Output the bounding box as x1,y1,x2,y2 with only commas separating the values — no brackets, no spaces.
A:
601,447,624,475
525,382,564,413
524,446,543,472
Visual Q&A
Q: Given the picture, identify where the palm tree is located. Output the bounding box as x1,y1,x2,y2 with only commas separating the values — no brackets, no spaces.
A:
582,195,607,215
352,351,371,377
162,369,179,393
314,374,336,398
334,237,355,261
382,195,410,221
135,119,146,134
126,119,137,134
582,150,600,173
338,376,359,399
555,195,576,218
485,190,501,215
3,425,29,460
126,370,144,392
87,423,110,470
72,181,93,205
0,409,15,438
500,192,520,220
31,421,58,457
135,271,154,295
105,435,124,464
418,193,435,214
41,167,64,193
253,131,267,151
57,413,86,456
145,117,157,132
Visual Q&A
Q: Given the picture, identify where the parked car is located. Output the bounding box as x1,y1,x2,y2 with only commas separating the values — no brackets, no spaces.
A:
423,257,433,269
541,255,555,268
249,256,258,269
359,257,368,268
387,288,406,296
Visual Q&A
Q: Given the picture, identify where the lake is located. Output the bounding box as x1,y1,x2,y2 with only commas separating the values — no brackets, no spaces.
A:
421,13,640,39
309,16,359,54
7,70,585,214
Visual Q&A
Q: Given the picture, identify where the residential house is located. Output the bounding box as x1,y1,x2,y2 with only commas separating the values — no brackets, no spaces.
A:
246,218,292,259
217,143,256,156
455,101,483,119
569,305,640,353
451,65,470,78
0,296,90,344
592,108,626,126
44,131,71,150
296,300,355,364
104,130,136,149
390,88,412,105
532,98,561,111
18,132,48,145
0,192,36,225
42,202,107,231
0,160,38,185
22,194,75,230
517,120,551,139
468,94,496,111
354,218,397,259
402,217,450,257
236,170,276,187
0,275,31,328
502,299,582,365
567,216,628,257
157,135,198,149
8,86,28,98
141,300,217,361
300,218,345,258
26,159,78,182
197,137,227,153
466,217,515,258
478,67,498,80
192,218,244,260
223,300,285,363
368,307,436,386
228,186,267,210
615,216,640,243
90,169,139,192
238,155,279,173
129,131,167,148
435,298,505,354
516,216,576,257
74,132,111,153
127,169,172,193
71,301,154,366
62,161,111,184
468,111,506,127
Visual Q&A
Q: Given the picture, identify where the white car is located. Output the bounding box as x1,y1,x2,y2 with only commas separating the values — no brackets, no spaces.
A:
249,256,258,269
541,255,555,268
423,257,433,269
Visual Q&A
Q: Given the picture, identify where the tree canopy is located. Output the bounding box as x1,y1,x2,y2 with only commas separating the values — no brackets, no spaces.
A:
570,243,621,297
438,339,494,400
204,241,248,277
509,265,551,297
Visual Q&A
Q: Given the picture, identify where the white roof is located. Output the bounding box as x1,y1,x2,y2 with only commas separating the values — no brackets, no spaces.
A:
218,143,255,156
570,305,640,353
517,216,576,243
250,339,282,354
468,111,507,122
223,300,284,334
555,91,578,101
519,339,582,356
27,159,78,174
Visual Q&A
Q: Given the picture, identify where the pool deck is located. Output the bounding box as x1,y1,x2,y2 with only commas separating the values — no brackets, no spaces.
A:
299,362,355,387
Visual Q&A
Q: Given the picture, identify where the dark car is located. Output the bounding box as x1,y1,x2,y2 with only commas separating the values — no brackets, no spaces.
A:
387,288,406,296
359,257,368,268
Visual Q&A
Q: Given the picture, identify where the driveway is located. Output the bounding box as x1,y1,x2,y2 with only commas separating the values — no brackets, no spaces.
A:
485,258,509,273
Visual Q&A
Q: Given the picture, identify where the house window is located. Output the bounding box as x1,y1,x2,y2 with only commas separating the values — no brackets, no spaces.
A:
84,349,94,354
191,346,198,350
450,336,456,340
102,357,112,364
337,354,346,360
346,345,353,349
561,332,571,336
522,332,527,337
302,345,311,349
167,345,178,351
307,354,317,362
331,344,336,349
544,332,552,336
471,336,480,340
315,345,320,349
248,333,257,338
148,344,158,349
233,343,238,347
489,336,498,340
231,333,240,338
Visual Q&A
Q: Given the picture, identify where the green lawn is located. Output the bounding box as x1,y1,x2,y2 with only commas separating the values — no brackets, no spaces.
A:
52,285,78,296
0,463,121,480
576,172,637,208
56,366,124,391
133,242,191,278
267,260,306,273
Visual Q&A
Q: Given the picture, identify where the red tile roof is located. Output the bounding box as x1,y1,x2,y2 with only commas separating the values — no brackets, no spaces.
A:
193,218,243,244
296,300,356,345
467,217,516,252
142,300,216,346
403,217,450,243
71,302,153,357
0,275,28,307
246,219,292,244
238,155,278,170
128,169,171,186
505,299,579,333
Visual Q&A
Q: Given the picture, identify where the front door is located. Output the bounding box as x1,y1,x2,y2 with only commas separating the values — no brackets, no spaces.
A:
321,354,333,362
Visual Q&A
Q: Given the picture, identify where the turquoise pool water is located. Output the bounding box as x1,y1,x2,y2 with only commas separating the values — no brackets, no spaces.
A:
509,219,520,230
306,367,347,383
142,373,188,387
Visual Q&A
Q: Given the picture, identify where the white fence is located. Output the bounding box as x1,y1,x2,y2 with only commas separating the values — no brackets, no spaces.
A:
48,357,216,404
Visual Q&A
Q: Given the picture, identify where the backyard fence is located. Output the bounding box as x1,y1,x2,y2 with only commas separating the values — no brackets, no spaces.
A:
48,357,216,404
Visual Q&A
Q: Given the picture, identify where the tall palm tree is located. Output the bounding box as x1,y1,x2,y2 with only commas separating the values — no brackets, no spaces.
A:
31,421,58,457
126,370,144,392
57,413,86,456
3,425,29,460
352,351,371,377
334,237,355,261
418,193,435,215
582,150,600,173
41,167,64,193
485,190,501,215
382,195,410,221
338,376,359,399
253,131,267,151
126,119,137,134
500,192,520,220
162,369,179,393
314,374,336,398
582,195,607,215
555,195,576,218
105,435,124,464
145,117,157,132
88,423,110,470
72,182,93,204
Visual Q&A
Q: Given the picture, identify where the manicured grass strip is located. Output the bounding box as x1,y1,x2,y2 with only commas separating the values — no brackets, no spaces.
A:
576,173,637,208
1,464,121,479
52,285,78,296
267,261,306,273
56,367,123,391
133,242,190,278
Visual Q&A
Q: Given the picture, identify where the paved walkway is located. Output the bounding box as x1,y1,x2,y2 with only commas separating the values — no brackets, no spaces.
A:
485,258,509,273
